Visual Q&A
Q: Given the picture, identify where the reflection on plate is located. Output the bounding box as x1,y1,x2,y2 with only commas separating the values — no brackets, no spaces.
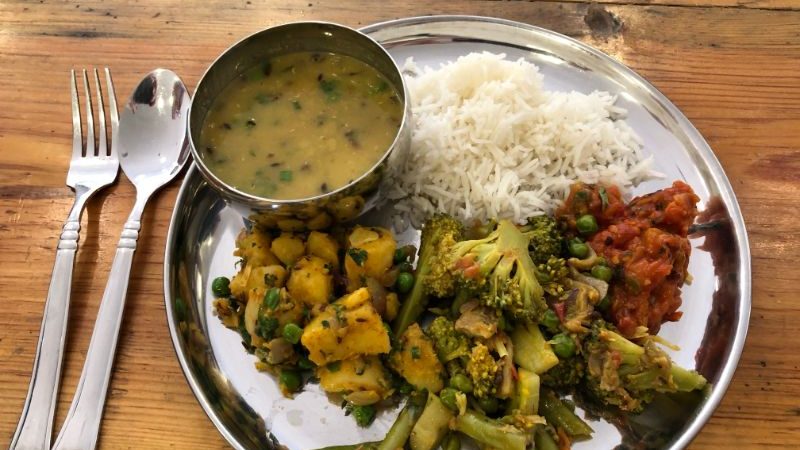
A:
164,16,750,450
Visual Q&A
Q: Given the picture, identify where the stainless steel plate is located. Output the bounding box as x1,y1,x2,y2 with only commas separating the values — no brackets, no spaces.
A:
164,16,750,450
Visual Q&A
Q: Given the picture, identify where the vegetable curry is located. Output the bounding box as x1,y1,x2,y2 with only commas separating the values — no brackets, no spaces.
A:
557,181,699,336
199,51,403,200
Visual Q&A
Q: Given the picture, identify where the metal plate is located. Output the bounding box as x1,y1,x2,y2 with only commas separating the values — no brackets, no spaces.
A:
164,16,750,450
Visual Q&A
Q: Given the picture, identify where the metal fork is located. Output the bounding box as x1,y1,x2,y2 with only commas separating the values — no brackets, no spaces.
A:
10,68,119,450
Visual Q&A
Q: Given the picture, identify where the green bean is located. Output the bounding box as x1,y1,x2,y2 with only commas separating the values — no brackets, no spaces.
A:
533,426,559,450
539,390,593,439
376,397,425,450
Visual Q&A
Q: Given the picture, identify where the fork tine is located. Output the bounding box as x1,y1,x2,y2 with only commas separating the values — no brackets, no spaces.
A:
104,68,119,160
82,69,95,157
93,69,108,158
70,70,83,158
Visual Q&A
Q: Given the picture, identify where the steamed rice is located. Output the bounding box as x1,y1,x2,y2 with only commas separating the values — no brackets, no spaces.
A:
388,52,658,228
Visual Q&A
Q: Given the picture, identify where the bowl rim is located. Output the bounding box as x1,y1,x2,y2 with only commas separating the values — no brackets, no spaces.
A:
187,20,411,205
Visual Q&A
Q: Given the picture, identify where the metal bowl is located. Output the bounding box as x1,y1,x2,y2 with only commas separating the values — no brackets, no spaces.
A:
188,21,411,226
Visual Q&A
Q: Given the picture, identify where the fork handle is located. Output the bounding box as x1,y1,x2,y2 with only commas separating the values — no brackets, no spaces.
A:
10,193,89,450
52,198,147,450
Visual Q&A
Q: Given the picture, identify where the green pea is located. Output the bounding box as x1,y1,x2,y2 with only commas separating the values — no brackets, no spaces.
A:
394,248,407,264
568,240,589,259
541,309,560,332
476,396,499,414
211,276,231,298
596,295,611,312
264,287,280,310
439,387,459,411
576,214,598,234
279,369,302,392
449,373,474,393
395,272,414,294
591,264,613,282
551,333,577,358
282,323,303,344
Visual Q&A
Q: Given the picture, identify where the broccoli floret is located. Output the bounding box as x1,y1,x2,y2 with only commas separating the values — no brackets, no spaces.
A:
445,220,546,322
466,343,500,398
427,316,471,363
393,215,464,335
582,321,708,413
345,403,377,427
540,356,585,389
525,215,565,264
535,256,569,298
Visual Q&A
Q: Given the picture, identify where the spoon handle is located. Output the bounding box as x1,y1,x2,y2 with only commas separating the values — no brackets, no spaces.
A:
52,200,146,450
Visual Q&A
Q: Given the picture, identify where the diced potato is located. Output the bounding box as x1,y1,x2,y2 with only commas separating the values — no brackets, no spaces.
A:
345,226,397,291
244,293,264,347
306,212,333,231
327,195,365,222
286,256,334,307
301,288,390,365
247,265,288,291
235,228,280,267
229,265,251,300
390,323,444,393
306,231,340,269
271,233,306,266
317,356,393,404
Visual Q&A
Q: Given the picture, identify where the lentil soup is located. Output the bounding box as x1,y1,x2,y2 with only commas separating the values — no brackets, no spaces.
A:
198,51,403,200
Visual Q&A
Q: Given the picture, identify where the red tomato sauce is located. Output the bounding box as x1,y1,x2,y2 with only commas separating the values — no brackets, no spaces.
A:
557,181,699,336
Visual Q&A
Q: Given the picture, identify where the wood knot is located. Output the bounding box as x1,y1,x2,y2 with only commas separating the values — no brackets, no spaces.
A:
584,4,622,36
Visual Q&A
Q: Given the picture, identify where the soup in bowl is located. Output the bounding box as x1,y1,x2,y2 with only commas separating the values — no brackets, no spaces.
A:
189,22,410,226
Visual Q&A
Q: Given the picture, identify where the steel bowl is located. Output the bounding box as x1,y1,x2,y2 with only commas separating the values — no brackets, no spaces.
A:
188,21,411,227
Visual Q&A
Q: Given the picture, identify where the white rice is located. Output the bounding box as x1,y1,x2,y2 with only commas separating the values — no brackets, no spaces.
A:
388,52,658,229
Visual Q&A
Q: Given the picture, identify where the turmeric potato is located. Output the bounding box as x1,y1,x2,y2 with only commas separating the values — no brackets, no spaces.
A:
229,265,251,300
301,288,390,365
345,226,397,291
317,356,393,404
306,231,340,269
271,233,305,266
235,228,280,267
389,323,444,393
286,256,334,307
247,265,288,291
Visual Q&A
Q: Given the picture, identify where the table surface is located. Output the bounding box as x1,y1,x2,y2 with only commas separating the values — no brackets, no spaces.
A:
1,0,798,448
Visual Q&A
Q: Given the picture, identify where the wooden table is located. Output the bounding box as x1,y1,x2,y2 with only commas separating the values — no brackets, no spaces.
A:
1,0,797,448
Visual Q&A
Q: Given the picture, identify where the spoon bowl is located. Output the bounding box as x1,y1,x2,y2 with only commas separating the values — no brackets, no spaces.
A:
118,69,191,191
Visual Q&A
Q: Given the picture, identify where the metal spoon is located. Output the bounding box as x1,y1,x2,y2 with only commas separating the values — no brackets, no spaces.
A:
52,69,190,450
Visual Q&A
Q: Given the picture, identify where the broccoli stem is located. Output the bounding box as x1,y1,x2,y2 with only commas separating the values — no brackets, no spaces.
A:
453,410,529,450
450,288,470,317
376,397,425,450
670,365,708,391
539,390,593,439
410,393,454,450
508,368,540,415
511,322,559,374
533,426,559,450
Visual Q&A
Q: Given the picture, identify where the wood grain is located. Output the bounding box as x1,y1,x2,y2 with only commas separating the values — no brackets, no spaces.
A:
0,0,798,448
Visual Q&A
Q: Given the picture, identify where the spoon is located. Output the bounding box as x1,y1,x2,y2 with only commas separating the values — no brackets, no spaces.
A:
52,69,190,450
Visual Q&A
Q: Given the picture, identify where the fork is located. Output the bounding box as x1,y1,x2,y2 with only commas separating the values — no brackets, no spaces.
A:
10,68,119,450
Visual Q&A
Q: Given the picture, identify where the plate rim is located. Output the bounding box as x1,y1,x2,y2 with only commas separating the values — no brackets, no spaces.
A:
163,14,752,450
